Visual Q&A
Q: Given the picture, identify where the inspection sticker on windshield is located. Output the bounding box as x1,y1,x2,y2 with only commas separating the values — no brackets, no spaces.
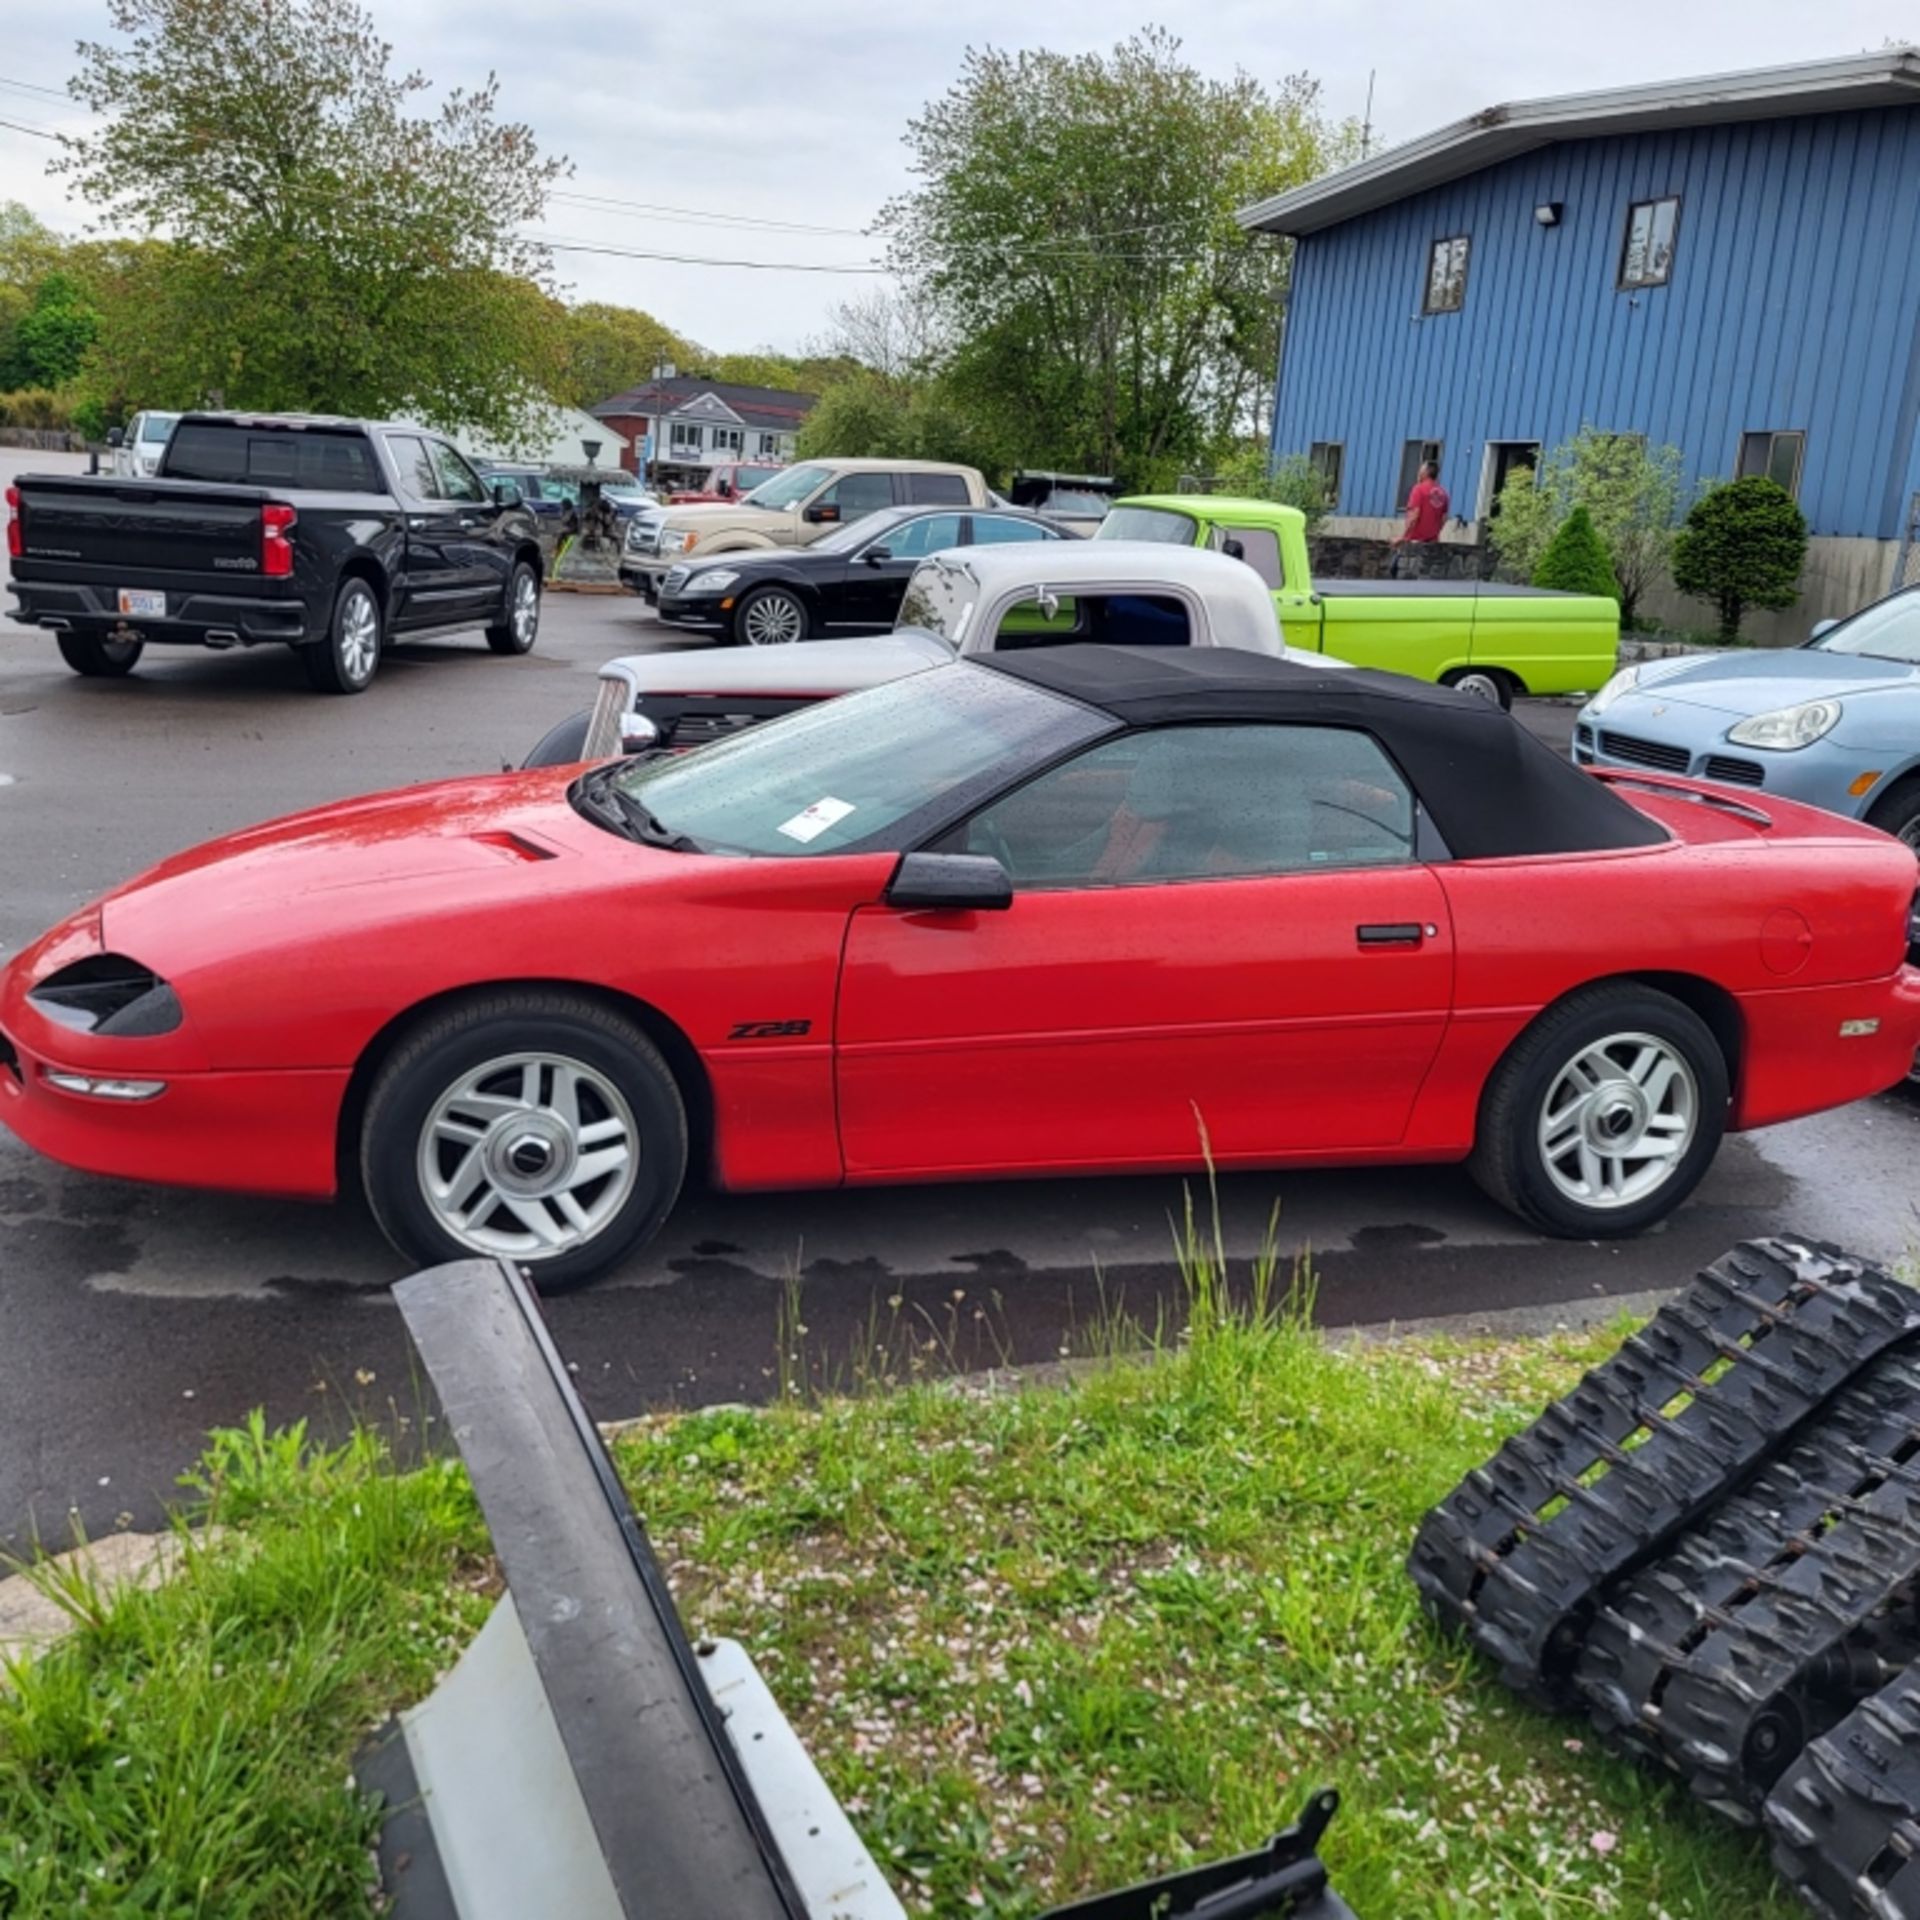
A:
777,796,856,844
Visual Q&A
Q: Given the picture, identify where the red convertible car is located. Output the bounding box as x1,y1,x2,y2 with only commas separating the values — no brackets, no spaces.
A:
4,647,1918,1290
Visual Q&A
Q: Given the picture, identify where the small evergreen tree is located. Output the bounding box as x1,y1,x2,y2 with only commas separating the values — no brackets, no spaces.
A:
1532,505,1619,601
1671,476,1808,643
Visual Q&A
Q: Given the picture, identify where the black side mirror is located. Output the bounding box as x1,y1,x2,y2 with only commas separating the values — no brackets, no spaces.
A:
106,427,124,448
864,546,892,566
1222,536,1246,561
716,480,733,498
492,480,524,509
886,852,1012,912
804,503,840,525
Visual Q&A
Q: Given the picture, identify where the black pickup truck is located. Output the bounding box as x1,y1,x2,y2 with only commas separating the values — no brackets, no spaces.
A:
5,413,545,694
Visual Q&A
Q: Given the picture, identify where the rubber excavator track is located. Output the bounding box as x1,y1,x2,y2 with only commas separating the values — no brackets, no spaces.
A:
1408,1237,1920,1918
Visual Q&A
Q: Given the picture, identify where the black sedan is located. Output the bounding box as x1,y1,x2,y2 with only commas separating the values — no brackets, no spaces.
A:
654,504,1072,645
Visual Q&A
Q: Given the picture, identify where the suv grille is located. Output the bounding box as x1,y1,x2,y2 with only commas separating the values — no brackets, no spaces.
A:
1598,730,1691,774
1701,755,1765,788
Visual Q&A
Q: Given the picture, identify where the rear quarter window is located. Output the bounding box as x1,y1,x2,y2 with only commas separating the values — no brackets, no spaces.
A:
164,424,384,493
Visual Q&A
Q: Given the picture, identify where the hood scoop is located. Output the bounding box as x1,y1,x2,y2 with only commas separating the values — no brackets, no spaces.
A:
471,830,560,864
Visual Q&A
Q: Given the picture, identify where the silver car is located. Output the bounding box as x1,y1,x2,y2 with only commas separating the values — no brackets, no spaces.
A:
1573,590,1920,849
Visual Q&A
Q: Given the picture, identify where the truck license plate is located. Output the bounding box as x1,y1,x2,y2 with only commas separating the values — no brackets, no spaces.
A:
117,589,166,618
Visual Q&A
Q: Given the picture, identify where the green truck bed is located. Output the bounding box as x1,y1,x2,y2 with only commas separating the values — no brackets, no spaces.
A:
1096,496,1619,702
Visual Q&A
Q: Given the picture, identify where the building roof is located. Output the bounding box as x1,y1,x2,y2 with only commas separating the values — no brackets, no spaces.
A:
1240,45,1920,236
591,374,818,432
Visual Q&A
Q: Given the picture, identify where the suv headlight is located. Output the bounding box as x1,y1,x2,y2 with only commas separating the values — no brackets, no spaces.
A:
1585,665,1642,716
684,569,737,595
1727,698,1843,750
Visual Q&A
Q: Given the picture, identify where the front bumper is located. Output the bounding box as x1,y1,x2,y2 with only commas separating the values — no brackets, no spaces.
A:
9,581,311,648
654,591,729,632
1572,710,1885,820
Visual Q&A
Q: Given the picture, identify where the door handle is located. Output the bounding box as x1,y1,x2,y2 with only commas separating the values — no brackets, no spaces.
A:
1356,923,1426,947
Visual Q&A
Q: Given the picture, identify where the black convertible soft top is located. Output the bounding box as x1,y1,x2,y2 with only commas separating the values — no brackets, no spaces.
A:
979,645,1666,860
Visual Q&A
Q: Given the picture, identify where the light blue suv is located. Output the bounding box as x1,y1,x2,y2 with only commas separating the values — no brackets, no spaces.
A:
1573,590,1920,849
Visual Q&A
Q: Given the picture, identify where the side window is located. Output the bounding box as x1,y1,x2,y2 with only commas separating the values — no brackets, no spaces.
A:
904,471,972,505
993,591,1193,650
1207,524,1283,589
970,515,1053,545
817,471,897,523
951,725,1416,890
873,513,964,560
388,434,441,500
430,441,488,504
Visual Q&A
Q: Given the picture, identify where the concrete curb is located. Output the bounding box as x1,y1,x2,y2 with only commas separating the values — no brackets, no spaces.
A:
0,1530,198,1672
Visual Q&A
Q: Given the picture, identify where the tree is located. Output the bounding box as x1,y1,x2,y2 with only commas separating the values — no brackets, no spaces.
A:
1489,428,1684,624
796,368,1009,475
1532,505,1619,601
879,29,1360,488
56,0,569,434
1671,476,1808,643
1212,445,1332,528
557,302,689,410
4,271,100,389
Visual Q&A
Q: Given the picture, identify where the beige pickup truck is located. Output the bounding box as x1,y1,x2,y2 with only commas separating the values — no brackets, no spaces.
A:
619,457,991,600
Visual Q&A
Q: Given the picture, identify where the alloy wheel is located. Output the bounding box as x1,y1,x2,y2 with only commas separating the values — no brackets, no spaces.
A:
742,591,804,646
511,571,539,646
1536,1031,1698,1210
340,591,379,683
416,1051,639,1258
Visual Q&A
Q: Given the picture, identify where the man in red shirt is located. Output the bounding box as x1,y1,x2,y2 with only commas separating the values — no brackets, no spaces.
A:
1396,461,1450,548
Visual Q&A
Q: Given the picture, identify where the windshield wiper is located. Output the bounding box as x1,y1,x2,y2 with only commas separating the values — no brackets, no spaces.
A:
574,768,699,851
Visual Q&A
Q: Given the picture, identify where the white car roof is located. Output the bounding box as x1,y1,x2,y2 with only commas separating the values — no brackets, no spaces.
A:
597,631,953,696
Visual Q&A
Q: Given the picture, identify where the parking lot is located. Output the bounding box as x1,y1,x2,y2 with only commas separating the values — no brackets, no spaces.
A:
2,450,1917,1548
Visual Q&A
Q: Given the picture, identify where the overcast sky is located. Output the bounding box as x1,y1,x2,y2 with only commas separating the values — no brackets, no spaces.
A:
0,1,1910,353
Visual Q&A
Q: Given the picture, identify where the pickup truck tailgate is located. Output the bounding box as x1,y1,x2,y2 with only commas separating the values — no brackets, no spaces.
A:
15,476,275,580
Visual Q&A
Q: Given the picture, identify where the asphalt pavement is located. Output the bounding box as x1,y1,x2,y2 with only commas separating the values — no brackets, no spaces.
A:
3,447,1916,1547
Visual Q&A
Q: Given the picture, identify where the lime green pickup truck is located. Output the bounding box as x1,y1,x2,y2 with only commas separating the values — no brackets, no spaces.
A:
1095,495,1617,707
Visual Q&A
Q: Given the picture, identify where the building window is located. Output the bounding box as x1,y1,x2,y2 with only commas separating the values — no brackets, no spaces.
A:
669,421,703,453
711,426,744,454
1398,439,1444,510
1483,441,1541,518
1423,236,1470,313
1308,441,1344,509
1619,197,1680,289
757,431,780,457
1738,429,1806,498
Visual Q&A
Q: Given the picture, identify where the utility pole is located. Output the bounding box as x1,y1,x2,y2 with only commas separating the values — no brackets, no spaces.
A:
1361,70,1376,158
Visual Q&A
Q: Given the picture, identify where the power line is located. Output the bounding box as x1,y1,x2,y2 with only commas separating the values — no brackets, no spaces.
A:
550,191,868,238
538,236,889,275
0,118,62,141
0,76,73,102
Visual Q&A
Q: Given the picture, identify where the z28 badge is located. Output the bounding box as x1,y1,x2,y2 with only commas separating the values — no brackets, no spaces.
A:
727,1019,813,1041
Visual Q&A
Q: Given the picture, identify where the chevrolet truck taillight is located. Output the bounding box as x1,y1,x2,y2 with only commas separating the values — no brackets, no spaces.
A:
5,485,20,560
261,503,296,578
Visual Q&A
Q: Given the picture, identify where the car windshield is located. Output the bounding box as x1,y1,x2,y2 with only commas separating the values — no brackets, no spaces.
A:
737,465,782,490
1043,490,1113,517
741,464,829,509
1096,506,1198,544
600,477,647,497
139,414,178,443
1812,594,1920,665
601,664,1110,857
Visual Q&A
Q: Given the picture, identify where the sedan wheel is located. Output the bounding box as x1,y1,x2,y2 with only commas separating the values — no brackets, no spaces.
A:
361,991,687,1291
1865,778,1920,855
736,587,807,647
1470,983,1727,1237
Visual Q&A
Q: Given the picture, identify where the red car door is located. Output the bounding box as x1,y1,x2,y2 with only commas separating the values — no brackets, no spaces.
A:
834,722,1455,1180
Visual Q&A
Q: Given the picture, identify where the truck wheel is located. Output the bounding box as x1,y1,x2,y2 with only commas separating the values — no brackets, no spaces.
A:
735,586,809,647
57,633,143,678
304,579,381,694
1469,982,1728,1238
1444,668,1512,709
1865,775,1920,853
487,562,541,656
360,989,688,1293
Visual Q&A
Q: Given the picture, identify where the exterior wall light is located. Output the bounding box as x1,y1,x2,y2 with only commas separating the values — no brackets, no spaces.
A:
1535,202,1563,227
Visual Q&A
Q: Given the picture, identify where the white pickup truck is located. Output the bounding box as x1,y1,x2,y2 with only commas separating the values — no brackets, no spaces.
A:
527,542,1348,766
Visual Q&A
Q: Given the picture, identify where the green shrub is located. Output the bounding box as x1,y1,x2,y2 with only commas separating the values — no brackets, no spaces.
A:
1671,476,1807,643
0,386,70,430
1532,504,1619,600
1210,445,1332,529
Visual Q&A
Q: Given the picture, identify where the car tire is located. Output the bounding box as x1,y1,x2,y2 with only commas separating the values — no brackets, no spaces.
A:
486,561,541,656
1865,775,1920,854
57,632,143,678
734,586,809,647
1444,667,1513,710
304,578,382,694
522,709,592,769
1469,982,1728,1238
361,990,688,1293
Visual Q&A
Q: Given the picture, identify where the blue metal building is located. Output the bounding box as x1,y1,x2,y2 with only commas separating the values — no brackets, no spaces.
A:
1240,49,1920,634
